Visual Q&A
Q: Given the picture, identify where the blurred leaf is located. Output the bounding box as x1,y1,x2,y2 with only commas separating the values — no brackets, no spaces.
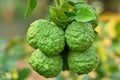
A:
111,41,120,56
69,71,78,80
24,0,37,18
18,68,31,80
96,60,107,78
12,69,18,80
55,74,66,80
108,58,118,72
7,37,26,59
55,71,77,80
0,52,6,66
0,37,29,80
83,75,91,80
115,22,120,38
8,44,26,59
111,71,120,80
5,58,17,72
0,37,7,52
102,15,117,38
96,40,111,77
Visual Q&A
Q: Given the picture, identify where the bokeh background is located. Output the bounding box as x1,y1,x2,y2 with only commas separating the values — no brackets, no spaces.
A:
0,0,120,80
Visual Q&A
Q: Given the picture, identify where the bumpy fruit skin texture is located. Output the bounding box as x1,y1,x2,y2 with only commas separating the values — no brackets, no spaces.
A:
29,49,63,78
26,20,40,49
65,21,95,51
68,47,98,75
26,19,65,56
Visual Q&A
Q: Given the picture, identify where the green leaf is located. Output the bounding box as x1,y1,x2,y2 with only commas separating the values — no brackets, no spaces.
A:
75,7,96,22
50,7,69,22
74,2,98,23
50,6,71,29
54,0,60,7
54,0,64,8
51,17,70,29
24,0,37,18
61,1,73,12
68,1,75,6
5,58,17,72
0,52,6,66
8,44,26,59
115,22,120,37
74,2,88,13
18,68,31,80
0,37,6,52
59,0,65,7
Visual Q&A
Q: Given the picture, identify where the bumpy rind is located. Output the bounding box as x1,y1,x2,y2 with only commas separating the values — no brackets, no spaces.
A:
68,47,98,75
65,21,95,51
29,49,63,78
26,20,40,49
26,19,65,56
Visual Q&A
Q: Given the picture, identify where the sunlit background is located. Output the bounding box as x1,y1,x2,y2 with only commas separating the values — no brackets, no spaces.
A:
0,0,120,80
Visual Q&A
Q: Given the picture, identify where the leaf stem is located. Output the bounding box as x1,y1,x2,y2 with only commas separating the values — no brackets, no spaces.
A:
54,0,65,8
54,0,60,7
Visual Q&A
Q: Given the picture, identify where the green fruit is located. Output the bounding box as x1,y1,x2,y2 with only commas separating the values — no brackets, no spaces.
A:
65,21,95,51
68,47,98,75
26,19,65,56
29,49,63,78
26,20,39,49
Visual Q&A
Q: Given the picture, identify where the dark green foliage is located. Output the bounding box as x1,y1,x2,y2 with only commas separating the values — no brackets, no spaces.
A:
18,68,31,80
115,22,120,38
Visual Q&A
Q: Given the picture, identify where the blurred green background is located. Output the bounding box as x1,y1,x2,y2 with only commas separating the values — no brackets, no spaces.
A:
0,0,120,80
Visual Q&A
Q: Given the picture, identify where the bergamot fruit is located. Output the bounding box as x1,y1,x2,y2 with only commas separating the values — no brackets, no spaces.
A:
26,19,65,56
29,49,63,78
65,21,95,51
26,0,99,78
68,47,98,75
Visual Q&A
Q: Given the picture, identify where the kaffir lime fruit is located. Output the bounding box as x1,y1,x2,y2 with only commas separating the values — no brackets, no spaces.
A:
68,47,98,75
65,21,95,51
29,49,63,78
26,19,65,56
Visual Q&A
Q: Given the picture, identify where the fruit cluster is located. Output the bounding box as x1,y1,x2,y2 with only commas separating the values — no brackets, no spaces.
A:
26,0,99,78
